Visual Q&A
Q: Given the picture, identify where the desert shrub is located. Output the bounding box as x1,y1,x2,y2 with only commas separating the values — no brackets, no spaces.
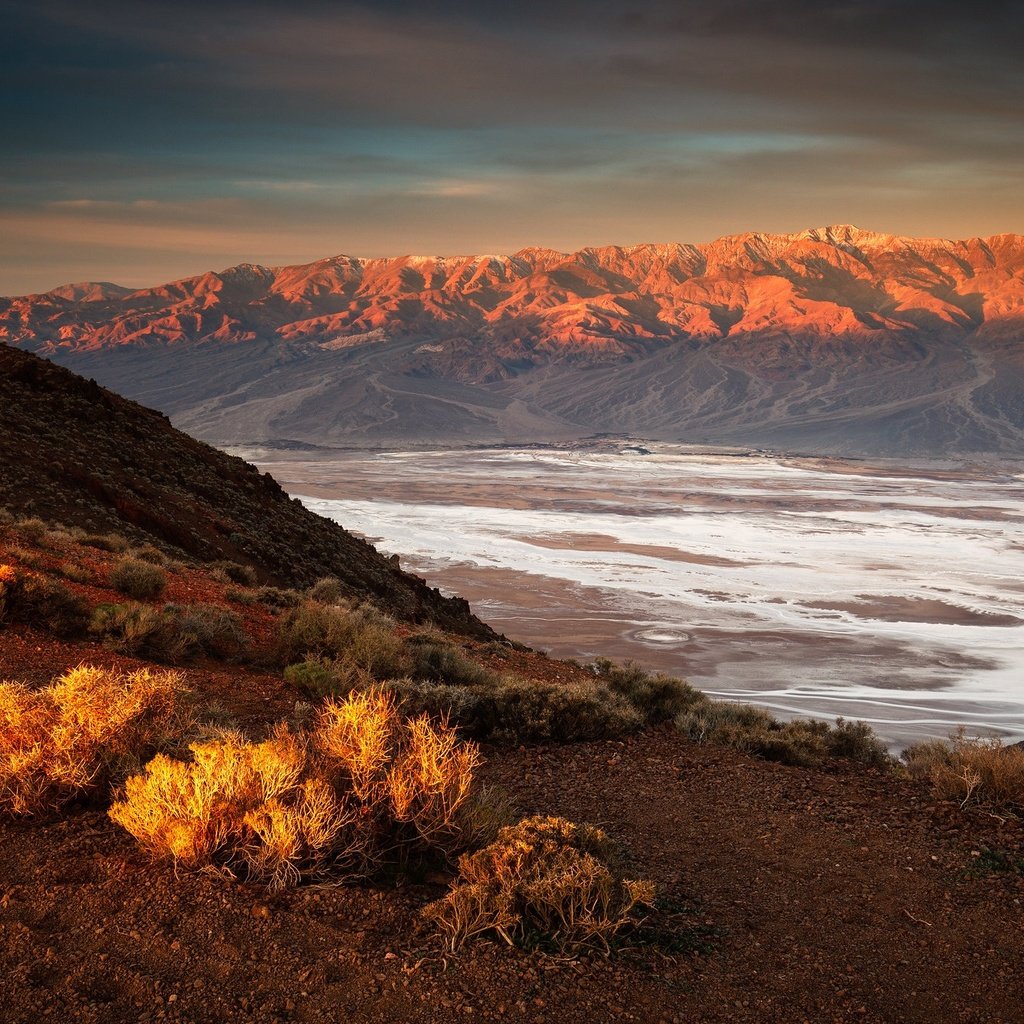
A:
275,601,407,675
676,702,892,769
91,602,187,661
6,545,43,569
130,544,167,565
255,586,302,610
454,784,518,849
363,678,488,730
593,658,704,723
80,533,130,553
276,601,355,663
407,638,497,687
58,561,96,585
15,517,49,545
423,815,655,952
284,657,357,698
307,576,347,604
224,586,257,606
110,689,480,888
903,731,1024,809
477,678,643,743
827,718,891,768
211,560,257,586
0,565,91,637
171,604,250,661
91,602,250,663
0,665,187,815
345,618,410,679
111,556,167,600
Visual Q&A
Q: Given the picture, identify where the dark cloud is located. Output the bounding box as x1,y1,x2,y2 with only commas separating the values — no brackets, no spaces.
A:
1,0,1021,292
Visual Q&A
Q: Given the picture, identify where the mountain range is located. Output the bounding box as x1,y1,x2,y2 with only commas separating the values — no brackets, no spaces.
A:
3,225,1023,455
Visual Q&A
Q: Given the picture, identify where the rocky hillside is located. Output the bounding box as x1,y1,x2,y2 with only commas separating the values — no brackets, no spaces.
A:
0,345,492,636
3,225,1023,455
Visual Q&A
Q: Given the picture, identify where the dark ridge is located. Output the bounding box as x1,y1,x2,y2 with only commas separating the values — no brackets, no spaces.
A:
0,345,494,638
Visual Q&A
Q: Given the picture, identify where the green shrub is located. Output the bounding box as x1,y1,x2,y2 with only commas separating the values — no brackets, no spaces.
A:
170,604,249,661
676,702,892,769
58,561,96,585
80,533,130,553
210,561,257,586
407,638,496,687
276,601,354,663
15,517,49,545
827,718,891,768
0,567,91,637
6,545,43,569
92,602,250,663
111,557,167,600
91,603,186,662
130,544,167,565
593,658,703,723
479,678,644,743
275,600,405,671
255,586,302,610
283,657,352,698
306,576,346,604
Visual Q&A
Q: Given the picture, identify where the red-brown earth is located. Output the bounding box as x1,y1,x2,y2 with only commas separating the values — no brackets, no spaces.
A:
1,524,1022,1024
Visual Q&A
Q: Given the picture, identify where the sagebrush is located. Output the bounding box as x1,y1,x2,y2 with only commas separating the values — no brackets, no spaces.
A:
424,815,655,952
110,689,481,888
0,665,188,815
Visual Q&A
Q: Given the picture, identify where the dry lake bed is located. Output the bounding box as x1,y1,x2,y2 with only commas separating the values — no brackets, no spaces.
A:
250,445,1024,748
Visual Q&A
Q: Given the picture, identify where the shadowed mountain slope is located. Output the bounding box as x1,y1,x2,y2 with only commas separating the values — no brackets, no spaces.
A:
3,226,1023,455
0,345,492,636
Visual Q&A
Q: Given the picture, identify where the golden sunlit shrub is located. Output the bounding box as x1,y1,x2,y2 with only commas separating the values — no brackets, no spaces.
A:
111,556,167,599
110,689,480,888
0,665,187,815
110,726,366,888
423,815,655,953
903,731,1024,809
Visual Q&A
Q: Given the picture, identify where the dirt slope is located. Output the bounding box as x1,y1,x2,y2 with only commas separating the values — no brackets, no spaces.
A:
0,345,491,636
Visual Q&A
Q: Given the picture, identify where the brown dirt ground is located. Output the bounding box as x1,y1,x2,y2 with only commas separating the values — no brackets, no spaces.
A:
1,539,1023,1023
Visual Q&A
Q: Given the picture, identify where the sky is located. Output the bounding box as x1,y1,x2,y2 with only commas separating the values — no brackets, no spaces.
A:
3,0,1023,295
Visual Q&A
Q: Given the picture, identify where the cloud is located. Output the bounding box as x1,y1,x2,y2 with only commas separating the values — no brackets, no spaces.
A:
1,0,1022,292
